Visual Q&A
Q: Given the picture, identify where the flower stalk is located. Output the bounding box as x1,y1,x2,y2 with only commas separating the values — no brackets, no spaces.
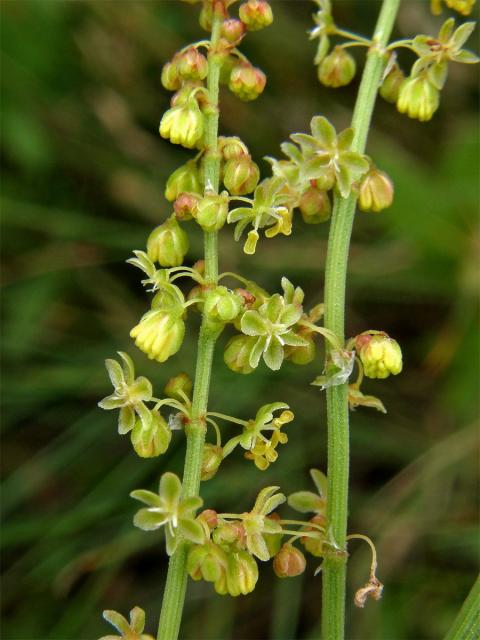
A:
157,12,224,640
321,2,400,639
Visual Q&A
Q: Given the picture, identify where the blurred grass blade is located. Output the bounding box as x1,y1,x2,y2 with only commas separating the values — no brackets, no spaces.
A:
444,575,480,640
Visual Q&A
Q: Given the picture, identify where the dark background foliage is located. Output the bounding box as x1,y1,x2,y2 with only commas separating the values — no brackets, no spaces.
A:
1,1,479,639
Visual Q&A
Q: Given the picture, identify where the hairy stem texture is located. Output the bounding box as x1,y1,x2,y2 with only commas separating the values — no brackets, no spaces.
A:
157,15,223,640
321,2,400,639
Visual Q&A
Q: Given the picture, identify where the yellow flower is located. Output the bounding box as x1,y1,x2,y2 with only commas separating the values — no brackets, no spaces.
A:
130,309,185,363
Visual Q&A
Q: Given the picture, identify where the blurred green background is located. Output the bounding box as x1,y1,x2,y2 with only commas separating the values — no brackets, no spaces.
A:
1,1,479,639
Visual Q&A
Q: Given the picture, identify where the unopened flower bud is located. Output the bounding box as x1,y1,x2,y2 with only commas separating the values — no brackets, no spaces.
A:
201,444,223,481
285,332,316,365
161,60,182,92
164,372,193,401
221,18,246,43
187,542,228,583
213,521,246,547
147,215,189,267
299,187,331,224
224,335,256,374
380,63,405,103
130,310,185,363
273,544,306,578
358,167,394,213
195,192,229,231
198,509,218,530
174,192,201,221
219,136,249,161
177,47,208,81
239,0,273,31
397,75,440,122
301,514,327,557
223,156,260,195
165,160,202,202
355,332,403,379
318,46,356,88
204,286,244,323
170,81,204,107
130,411,171,458
159,98,204,149
226,551,258,596
229,63,266,101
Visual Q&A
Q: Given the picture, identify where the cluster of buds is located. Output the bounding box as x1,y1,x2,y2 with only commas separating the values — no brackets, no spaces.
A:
383,18,478,121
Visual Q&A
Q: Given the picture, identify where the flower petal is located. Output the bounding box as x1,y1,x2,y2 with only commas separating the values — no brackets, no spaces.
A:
159,472,182,508
105,359,124,390
263,338,284,371
98,394,125,410
118,406,136,434
117,351,135,386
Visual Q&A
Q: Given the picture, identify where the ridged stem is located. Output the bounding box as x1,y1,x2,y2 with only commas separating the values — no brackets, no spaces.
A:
321,2,400,639
157,13,224,640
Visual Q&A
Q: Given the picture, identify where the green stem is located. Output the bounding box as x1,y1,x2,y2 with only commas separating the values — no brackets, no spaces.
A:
444,575,480,640
157,13,224,640
321,2,400,639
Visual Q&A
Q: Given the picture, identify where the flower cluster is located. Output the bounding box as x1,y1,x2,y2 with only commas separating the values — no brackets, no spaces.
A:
384,18,478,121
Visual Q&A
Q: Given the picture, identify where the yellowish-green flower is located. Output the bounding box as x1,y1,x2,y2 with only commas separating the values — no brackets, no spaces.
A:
159,98,204,149
131,472,204,555
98,352,153,434
147,215,189,267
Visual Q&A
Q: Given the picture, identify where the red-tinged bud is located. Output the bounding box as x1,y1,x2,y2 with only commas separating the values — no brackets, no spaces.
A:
239,0,273,31
380,63,405,104
355,332,403,379
358,167,394,213
318,46,356,88
234,288,256,307
301,514,327,557
213,521,246,547
161,60,182,92
174,192,201,221
219,136,249,161
198,509,218,530
177,47,209,81
273,544,306,578
192,259,205,276
165,160,202,201
223,156,260,195
224,335,256,374
229,63,266,101
299,187,331,224
221,18,246,43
